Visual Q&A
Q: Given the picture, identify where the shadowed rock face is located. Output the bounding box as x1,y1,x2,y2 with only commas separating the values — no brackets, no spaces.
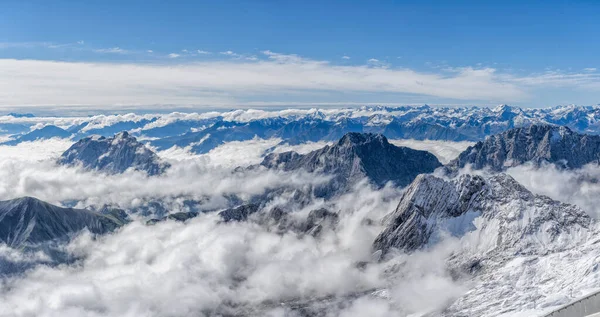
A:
58,131,170,175
447,124,600,172
373,173,592,257
260,132,442,191
0,197,126,247
146,211,200,225
219,204,261,222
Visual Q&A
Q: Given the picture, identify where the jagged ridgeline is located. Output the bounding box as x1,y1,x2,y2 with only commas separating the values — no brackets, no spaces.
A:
258,132,442,190
7,105,600,153
373,173,591,256
58,131,170,175
447,124,600,171
0,197,127,247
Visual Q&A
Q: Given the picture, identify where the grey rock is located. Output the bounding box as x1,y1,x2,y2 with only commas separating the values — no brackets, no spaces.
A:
301,208,339,237
447,124,600,171
260,132,442,191
0,196,126,247
146,211,200,225
58,131,170,175
373,173,591,256
219,203,261,222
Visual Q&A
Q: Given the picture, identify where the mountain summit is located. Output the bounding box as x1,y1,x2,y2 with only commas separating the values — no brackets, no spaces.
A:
58,131,170,175
447,124,600,171
0,196,125,247
373,173,591,256
260,132,442,189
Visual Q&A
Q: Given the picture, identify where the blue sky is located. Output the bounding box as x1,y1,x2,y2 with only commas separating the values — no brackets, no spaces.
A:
1,0,600,108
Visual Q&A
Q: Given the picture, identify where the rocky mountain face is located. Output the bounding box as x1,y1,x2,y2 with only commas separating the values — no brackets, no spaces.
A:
0,197,126,247
260,132,442,190
58,131,170,175
447,124,600,171
373,173,592,259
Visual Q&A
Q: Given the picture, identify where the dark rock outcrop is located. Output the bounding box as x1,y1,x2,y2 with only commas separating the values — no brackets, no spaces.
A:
0,197,126,247
146,211,200,225
447,124,600,171
260,132,442,190
219,204,262,222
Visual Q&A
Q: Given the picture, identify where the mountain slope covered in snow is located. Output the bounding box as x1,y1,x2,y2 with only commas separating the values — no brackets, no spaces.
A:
58,131,170,175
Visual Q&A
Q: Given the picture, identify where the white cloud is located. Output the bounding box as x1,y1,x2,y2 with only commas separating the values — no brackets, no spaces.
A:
0,136,470,316
506,163,600,218
389,139,474,164
220,50,239,57
342,56,351,60
1,137,600,316
0,54,531,106
0,139,74,162
368,58,379,63
584,68,597,72
94,47,128,54
147,50,153,53
0,180,411,316
3,50,600,107
197,50,211,55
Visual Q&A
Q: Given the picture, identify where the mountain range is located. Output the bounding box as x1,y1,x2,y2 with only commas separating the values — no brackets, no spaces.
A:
5,104,600,152
3,120,600,316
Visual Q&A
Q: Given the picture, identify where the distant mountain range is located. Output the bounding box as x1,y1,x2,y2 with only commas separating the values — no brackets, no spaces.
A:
58,131,170,175
5,104,600,152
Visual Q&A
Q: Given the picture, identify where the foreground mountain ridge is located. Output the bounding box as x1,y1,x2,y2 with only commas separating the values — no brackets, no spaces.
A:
374,173,592,257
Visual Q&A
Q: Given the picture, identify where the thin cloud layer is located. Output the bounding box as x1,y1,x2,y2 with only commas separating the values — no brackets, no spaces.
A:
0,56,528,106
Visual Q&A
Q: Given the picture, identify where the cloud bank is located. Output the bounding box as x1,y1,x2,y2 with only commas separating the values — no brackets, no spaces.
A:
0,54,537,107
2,137,600,317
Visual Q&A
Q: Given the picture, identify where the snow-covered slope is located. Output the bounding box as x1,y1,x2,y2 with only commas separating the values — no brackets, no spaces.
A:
374,173,591,256
372,172,599,316
58,131,170,175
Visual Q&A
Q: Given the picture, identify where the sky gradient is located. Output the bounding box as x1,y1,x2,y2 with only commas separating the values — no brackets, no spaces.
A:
1,0,600,108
